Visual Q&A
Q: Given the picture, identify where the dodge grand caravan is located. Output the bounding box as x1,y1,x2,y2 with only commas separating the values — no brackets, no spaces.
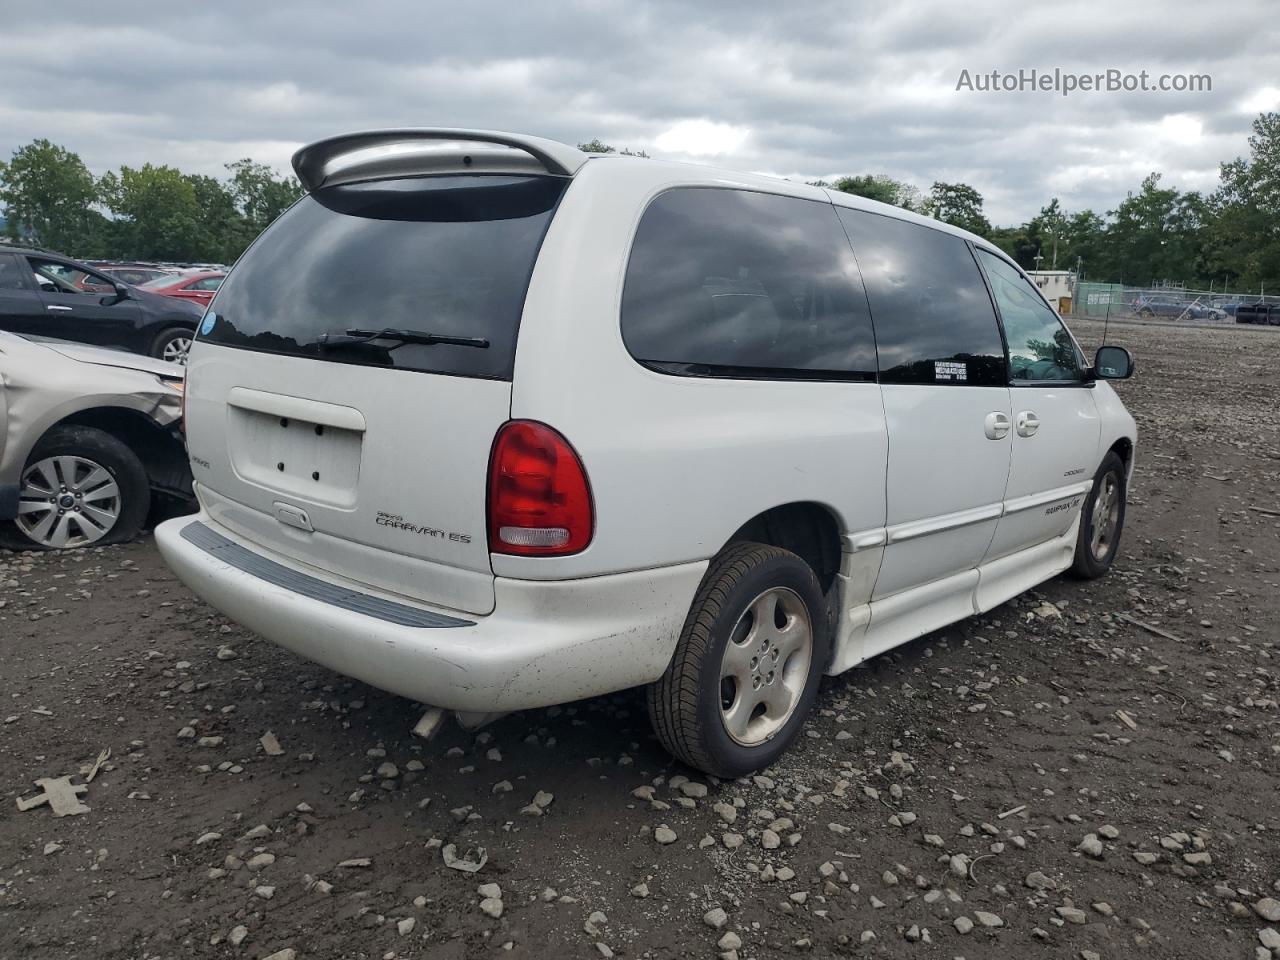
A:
156,129,1137,777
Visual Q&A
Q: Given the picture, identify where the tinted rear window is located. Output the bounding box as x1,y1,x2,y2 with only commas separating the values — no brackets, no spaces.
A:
201,175,567,379
622,188,877,380
837,209,1005,387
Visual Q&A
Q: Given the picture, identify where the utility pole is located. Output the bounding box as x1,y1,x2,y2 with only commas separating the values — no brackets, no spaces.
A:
1033,249,1044,271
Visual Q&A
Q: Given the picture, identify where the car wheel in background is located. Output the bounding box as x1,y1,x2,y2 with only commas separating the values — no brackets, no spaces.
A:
647,542,829,778
5,426,150,550
1070,451,1127,580
151,327,194,365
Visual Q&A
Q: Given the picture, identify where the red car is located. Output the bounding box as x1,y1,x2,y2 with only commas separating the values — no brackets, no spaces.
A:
141,271,225,305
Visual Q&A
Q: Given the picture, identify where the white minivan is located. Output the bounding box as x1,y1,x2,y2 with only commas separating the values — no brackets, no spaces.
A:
157,129,1136,777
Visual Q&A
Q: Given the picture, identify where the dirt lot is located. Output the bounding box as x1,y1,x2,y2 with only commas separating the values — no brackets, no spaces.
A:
2,318,1279,960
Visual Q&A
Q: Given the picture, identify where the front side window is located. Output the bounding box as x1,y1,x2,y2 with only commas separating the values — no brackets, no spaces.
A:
622,188,877,380
28,258,114,295
837,209,1005,387
976,249,1082,382
202,174,567,379
191,276,224,291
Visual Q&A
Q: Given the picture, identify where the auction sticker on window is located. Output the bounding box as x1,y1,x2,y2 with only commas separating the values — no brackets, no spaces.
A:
934,361,967,382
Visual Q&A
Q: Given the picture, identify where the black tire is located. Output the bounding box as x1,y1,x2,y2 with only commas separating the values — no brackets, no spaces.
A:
647,542,829,778
1137,308,1154,318
3,426,150,550
150,326,194,364
1070,451,1127,579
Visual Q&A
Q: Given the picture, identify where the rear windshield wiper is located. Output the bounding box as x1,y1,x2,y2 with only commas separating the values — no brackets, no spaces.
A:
317,328,490,350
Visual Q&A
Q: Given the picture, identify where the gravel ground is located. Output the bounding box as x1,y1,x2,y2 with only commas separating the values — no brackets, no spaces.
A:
2,317,1278,960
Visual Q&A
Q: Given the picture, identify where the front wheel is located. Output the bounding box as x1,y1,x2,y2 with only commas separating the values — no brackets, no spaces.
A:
151,326,194,365
1070,451,1127,579
6,426,150,550
647,542,829,778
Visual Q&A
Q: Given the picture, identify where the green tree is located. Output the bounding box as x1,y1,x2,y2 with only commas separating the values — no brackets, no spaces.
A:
577,138,650,157
226,159,303,235
827,174,919,211
922,181,991,237
0,139,105,254
100,164,202,261
186,173,246,263
1203,112,1280,291
1102,173,1204,285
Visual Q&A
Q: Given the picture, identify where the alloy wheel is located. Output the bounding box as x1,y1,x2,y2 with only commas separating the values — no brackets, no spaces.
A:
719,586,813,746
162,335,192,365
1090,472,1121,562
16,456,121,548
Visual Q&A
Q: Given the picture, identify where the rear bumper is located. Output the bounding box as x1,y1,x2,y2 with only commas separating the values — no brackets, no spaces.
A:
155,514,706,712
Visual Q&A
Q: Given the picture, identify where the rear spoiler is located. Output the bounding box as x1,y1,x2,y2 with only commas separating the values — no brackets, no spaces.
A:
291,128,589,191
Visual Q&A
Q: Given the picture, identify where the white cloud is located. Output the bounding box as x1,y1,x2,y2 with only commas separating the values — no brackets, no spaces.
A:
1240,85,1280,114
654,119,751,156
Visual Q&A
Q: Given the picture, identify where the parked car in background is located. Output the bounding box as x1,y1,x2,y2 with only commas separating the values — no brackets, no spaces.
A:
0,331,191,549
87,263,179,286
140,270,225,306
1236,302,1280,325
0,247,203,364
1132,295,1226,320
157,128,1138,777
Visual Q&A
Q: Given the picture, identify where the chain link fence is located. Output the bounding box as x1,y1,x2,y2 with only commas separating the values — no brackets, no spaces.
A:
1070,282,1280,324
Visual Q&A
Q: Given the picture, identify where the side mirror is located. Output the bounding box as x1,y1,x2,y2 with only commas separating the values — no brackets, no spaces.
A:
106,282,131,305
1093,345,1134,380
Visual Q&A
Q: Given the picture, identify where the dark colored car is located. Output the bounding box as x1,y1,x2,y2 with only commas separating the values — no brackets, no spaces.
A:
0,248,203,364
1132,296,1226,321
1236,302,1280,325
140,270,225,307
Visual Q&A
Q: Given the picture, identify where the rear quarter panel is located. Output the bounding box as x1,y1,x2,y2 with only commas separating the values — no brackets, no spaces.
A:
502,161,888,581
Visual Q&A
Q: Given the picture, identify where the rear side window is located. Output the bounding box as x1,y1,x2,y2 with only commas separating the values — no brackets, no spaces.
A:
837,209,1005,387
622,188,877,380
202,175,567,380
0,254,27,291
975,249,1082,382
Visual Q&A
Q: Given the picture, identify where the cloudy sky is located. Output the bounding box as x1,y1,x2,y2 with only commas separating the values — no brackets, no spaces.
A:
2,0,1276,224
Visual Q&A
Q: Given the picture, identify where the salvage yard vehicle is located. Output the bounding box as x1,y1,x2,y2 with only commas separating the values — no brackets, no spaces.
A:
140,270,226,307
0,331,191,549
156,129,1138,777
1235,302,1280,325
0,247,204,364
1132,295,1225,321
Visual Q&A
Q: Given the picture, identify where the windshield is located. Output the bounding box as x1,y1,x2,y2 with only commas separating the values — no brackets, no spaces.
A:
200,174,568,379
139,273,182,288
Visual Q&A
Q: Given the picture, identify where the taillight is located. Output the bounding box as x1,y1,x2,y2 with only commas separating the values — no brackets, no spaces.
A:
487,420,593,556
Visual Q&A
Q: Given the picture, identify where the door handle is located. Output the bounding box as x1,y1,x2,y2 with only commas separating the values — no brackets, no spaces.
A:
1016,411,1041,437
983,411,1011,440
46,304,73,312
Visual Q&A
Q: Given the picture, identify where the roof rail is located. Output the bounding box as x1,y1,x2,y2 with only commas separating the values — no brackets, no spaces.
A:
291,128,589,191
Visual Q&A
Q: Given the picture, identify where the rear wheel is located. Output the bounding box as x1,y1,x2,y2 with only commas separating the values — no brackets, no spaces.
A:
647,542,829,778
1070,451,1126,579
151,326,194,365
6,426,150,550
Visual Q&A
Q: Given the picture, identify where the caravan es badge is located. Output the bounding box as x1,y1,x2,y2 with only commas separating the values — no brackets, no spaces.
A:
375,511,472,544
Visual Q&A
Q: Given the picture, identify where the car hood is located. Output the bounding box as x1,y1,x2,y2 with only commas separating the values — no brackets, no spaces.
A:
31,337,185,378
131,286,205,315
